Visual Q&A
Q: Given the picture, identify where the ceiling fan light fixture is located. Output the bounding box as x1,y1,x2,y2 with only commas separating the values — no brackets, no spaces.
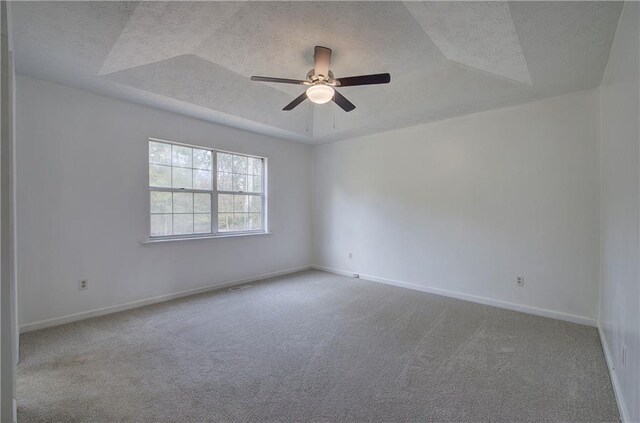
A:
306,84,335,104
251,46,390,112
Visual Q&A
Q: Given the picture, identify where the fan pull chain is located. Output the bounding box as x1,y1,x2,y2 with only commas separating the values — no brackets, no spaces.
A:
333,105,336,129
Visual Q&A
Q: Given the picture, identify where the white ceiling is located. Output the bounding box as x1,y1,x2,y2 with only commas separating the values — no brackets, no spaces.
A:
12,1,622,144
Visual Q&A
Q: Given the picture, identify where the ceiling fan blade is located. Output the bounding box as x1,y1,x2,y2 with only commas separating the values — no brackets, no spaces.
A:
282,92,308,111
333,90,356,112
335,73,391,87
251,76,308,85
314,46,332,79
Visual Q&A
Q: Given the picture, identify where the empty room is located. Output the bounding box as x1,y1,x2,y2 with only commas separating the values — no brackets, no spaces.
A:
0,1,639,422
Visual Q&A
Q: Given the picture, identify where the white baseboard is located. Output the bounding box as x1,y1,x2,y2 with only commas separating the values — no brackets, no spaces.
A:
19,265,312,333
312,265,597,327
598,325,630,423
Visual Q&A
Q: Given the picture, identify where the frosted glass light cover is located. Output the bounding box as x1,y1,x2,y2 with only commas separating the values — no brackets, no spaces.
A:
306,85,334,104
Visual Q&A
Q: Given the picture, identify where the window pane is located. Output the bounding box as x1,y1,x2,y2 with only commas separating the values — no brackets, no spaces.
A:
248,157,263,176
150,214,172,237
233,195,248,213
149,164,171,187
173,214,194,235
255,176,263,193
149,142,171,165
217,153,233,173
255,158,263,176
232,174,246,192
249,213,262,230
232,213,248,231
172,145,192,168
248,175,262,193
218,194,233,212
194,214,211,234
193,149,212,170
218,213,233,232
150,191,172,213
217,172,232,191
232,155,247,174
194,193,211,213
247,175,255,192
194,170,212,190
173,192,193,213
249,195,262,213
172,167,192,189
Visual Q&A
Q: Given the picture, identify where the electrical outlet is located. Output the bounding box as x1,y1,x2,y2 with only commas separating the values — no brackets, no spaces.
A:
348,252,353,259
516,276,524,287
79,280,88,290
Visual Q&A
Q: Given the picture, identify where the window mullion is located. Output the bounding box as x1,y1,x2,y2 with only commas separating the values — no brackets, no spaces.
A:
212,151,219,235
149,187,211,194
262,158,267,232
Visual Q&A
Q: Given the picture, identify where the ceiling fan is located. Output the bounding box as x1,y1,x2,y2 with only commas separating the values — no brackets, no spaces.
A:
250,46,390,112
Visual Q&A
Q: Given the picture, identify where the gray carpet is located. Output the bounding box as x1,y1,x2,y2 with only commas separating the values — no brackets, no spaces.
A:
18,270,619,422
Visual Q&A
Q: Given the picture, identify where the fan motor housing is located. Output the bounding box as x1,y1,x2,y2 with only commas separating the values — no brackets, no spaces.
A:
307,69,335,85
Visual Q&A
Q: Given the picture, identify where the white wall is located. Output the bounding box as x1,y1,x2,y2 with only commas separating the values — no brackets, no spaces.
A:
15,75,312,329
313,89,601,324
599,2,640,422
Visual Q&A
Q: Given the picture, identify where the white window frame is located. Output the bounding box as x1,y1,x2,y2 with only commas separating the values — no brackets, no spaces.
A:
147,137,268,241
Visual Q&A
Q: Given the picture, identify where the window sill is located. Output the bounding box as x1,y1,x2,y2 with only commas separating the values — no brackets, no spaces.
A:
142,231,271,244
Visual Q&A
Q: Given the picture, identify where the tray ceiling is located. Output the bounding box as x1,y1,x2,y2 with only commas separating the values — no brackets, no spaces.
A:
12,1,622,143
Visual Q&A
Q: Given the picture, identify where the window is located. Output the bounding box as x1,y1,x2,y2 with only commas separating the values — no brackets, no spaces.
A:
148,138,266,239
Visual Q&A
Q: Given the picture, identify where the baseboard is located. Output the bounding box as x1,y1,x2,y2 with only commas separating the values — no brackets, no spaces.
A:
19,265,312,333
598,325,630,423
312,265,597,327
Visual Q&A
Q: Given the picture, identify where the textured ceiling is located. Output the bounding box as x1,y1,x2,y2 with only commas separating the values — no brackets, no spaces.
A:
12,1,622,144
